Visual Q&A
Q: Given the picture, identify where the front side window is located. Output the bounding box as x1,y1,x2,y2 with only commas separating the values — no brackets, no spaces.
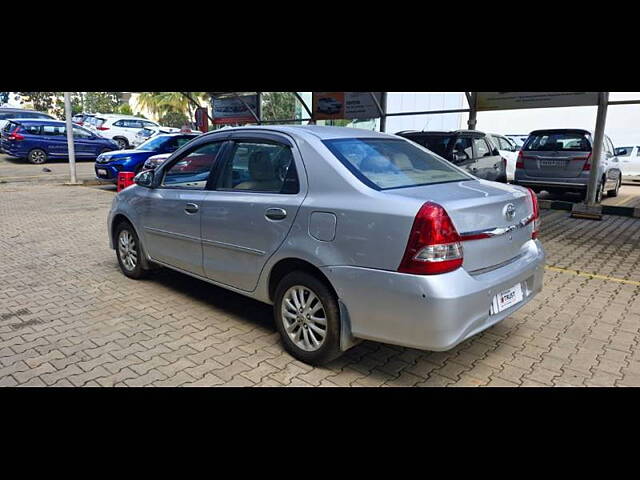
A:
324,138,471,190
615,146,632,156
162,142,223,189
216,141,298,193
473,138,491,158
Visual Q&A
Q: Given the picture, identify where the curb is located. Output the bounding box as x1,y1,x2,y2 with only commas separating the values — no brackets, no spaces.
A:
539,199,640,218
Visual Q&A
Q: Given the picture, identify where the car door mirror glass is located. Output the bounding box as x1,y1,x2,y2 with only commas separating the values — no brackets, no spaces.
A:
134,170,154,187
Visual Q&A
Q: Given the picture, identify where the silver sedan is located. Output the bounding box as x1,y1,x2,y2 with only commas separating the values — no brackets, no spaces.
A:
107,126,545,365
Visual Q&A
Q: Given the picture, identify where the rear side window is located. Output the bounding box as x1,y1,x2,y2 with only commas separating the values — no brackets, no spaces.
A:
473,138,491,158
324,138,471,190
42,125,66,136
24,124,42,135
408,135,453,157
524,132,591,152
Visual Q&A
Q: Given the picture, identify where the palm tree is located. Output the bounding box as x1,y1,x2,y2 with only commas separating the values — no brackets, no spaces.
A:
136,92,207,119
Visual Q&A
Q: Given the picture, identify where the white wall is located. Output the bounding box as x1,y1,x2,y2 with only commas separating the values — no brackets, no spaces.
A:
384,92,465,133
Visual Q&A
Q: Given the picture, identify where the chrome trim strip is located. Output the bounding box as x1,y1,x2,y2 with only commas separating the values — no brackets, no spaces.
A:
143,227,201,244
201,238,265,256
515,180,586,187
461,214,533,239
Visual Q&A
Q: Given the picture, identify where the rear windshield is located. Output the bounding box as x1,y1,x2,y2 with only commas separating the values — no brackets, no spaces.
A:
404,134,453,157
2,121,18,133
524,132,591,152
323,138,471,190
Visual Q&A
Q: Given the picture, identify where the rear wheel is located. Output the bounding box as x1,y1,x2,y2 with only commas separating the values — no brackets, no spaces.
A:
27,149,47,164
273,271,342,366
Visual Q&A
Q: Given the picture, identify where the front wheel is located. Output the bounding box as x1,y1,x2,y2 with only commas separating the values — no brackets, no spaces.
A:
273,271,342,366
115,138,129,150
115,221,149,279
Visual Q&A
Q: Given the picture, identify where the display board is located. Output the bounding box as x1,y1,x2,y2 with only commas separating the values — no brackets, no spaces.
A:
212,95,258,124
312,92,383,120
476,92,599,111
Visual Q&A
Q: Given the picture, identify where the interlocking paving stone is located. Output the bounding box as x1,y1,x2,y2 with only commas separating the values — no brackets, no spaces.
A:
3,184,640,386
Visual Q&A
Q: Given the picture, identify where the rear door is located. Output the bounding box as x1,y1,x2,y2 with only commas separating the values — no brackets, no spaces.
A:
520,131,591,178
72,126,96,156
41,124,67,156
472,135,502,181
199,133,306,292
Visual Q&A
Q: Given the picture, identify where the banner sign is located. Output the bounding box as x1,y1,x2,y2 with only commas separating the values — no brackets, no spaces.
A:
476,92,599,111
312,92,383,120
212,95,258,124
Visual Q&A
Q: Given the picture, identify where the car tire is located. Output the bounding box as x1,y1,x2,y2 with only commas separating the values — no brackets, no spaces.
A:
273,271,343,366
595,181,604,203
607,177,621,197
27,148,47,164
115,221,149,280
114,137,129,150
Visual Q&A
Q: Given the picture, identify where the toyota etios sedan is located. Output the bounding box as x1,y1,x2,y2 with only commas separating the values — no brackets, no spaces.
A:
108,126,545,365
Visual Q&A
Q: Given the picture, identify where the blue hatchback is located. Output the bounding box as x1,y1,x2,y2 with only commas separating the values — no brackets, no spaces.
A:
94,132,201,182
0,119,119,164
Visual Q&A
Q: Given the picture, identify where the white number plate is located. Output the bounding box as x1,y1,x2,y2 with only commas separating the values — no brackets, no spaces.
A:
492,283,523,314
97,169,107,176
540,160,564,167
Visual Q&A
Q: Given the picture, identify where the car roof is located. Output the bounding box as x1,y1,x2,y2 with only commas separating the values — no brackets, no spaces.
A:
529,128,592,136
0,107,48,113
397,129,487,136
8,119,64,125
203,125,397,141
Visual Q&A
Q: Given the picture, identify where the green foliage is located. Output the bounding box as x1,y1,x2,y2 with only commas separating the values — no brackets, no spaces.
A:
159,111,190,128
118,103,133,115
137,92,207,119
19,92,59,113
84,92,122,114
261,92,296,121
18,92,123,119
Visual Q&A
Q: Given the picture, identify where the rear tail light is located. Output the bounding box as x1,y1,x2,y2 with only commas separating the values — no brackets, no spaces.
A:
7,127,24,141
516,150,524,169
398,202,463,275
581,153,592,171
97,126,110,131
526,188,540,239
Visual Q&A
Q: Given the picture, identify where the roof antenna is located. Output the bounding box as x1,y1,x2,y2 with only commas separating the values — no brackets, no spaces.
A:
421,116,433,132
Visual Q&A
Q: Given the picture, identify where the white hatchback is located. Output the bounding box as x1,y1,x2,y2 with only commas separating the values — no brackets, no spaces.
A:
93,114,159,150
614,145,640,181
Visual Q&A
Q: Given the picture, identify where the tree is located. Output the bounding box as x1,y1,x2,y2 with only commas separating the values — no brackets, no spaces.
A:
118,103,133,115
261,92,296,122
137,92,207,120
159,111,190,128
84,92,122,114
19,92,58,112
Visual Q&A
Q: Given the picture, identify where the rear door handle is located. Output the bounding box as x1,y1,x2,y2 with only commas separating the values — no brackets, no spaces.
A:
184,203,199,214
265,208,287,220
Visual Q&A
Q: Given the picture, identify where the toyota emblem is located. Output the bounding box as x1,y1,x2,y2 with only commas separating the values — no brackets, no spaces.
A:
504,203,516,221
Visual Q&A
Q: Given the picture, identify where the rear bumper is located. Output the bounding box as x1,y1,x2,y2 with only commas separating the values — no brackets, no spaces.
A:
514,173,588,191
321,240,545,351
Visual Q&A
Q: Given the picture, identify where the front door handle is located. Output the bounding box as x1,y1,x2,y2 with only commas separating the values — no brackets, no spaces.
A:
265,208,287,220
184,203,199,214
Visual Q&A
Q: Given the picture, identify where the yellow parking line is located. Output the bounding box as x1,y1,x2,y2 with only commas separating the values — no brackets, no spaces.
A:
545,265,640,286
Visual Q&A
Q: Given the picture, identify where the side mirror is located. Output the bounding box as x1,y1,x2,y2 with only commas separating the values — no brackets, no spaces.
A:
134,170,154,188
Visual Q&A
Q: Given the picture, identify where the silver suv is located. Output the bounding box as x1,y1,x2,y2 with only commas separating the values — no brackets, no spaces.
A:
514,129,622,201
108,126,544,365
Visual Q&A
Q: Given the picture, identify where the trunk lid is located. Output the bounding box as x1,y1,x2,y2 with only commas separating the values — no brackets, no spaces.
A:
390,180,534,272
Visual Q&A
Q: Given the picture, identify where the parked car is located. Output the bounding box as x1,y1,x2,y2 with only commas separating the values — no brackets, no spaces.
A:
396,130,507,182
317,97,342,114
506,135,529,150
131,126,181,148
108,125,544,365
95,132,200,182
142,153,171,171
1,119,118,164
514,129,622,201
0,107,54,138
71,113,96,126
613,145,640,181
89,114,159,150
488,133,519,182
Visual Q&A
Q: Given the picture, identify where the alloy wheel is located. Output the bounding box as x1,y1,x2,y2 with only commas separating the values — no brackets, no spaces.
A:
31,150,46,164
118,229,138,271
280,285,327,352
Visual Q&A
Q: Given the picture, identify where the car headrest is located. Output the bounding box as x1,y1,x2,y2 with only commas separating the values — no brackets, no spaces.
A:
360,155,393,173
392,153,413,170
248,151,275,181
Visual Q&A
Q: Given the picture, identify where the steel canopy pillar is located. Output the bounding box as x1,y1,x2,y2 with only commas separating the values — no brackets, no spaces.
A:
586,92,609,206
466,92,477,130
64,92,79,184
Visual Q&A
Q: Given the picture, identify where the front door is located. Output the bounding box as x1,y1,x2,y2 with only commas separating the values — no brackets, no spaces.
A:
200,136,306,292
41,124,67,157
138,140,225,276
72,125,96,157
473,136,502,181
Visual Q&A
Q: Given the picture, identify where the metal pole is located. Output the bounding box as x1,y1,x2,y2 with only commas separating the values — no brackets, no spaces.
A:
64,92,78,184
586,92,609,206
379,92,387,132
467,92,477,130
256,92,262,124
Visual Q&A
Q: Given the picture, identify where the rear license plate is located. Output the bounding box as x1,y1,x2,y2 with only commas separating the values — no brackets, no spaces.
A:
540,160,564,167
492,283,523,314
97,169,107,176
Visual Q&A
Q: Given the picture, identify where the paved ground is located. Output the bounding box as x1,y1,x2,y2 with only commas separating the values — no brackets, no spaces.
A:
0,153,98,184
2,182,640,387
540,183,640,208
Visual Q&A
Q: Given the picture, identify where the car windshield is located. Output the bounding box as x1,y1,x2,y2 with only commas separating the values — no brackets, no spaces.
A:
409,135,453,157
323,138,471,190
524,132,591,152
137,135,170,151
